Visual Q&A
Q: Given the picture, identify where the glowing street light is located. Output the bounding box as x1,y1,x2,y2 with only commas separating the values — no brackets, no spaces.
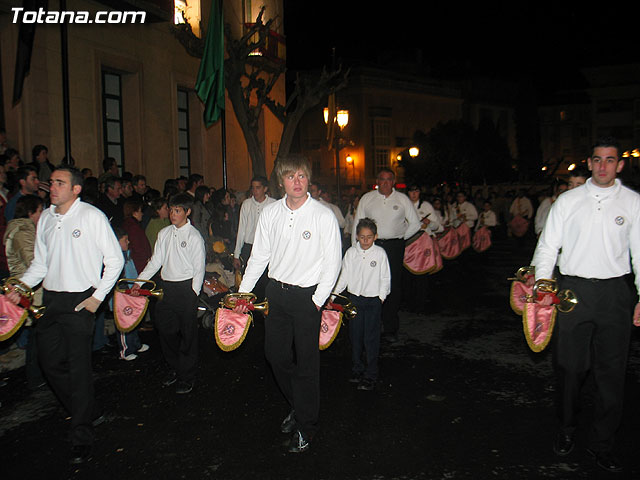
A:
409,147,419,158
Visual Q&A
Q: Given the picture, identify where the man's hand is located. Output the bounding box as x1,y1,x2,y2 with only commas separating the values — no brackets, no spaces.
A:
537,293,554,306
232,299,250,314
5,288,21,305
233,258,242,271
75,296,101,313
129,284,141,296
633,303,640,327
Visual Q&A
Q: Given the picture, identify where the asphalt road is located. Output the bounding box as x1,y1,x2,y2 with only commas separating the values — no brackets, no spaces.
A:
1,235,639,479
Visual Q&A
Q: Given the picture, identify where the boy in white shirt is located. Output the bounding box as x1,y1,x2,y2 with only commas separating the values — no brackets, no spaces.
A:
132,193,206,394
334,218,391,391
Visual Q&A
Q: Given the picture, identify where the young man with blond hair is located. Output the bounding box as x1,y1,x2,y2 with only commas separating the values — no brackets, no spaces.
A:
236,156,342,453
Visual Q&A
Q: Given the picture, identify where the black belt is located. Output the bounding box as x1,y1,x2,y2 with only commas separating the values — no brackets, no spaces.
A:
376,238,403,244
271,279,315,291
562,274,628,283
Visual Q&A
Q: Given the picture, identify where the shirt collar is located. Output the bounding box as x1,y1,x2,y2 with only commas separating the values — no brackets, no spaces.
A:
51,197,81,216
282,192,312,212
585,177,621,199
171,219,192,231
251,195,270,205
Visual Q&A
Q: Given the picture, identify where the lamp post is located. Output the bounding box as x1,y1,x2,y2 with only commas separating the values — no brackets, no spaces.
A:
346,154,354,184
324,107,349,200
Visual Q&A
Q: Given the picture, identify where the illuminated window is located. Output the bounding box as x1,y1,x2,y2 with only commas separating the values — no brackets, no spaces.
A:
174,1,201,36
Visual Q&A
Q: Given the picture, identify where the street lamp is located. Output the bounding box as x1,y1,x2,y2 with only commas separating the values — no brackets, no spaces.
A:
409,147,419,158
324,107,349,199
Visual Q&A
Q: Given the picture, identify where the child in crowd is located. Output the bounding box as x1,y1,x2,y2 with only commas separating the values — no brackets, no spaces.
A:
333,218,391,391
113,227,149,361
477,200,498,231
132,193,206,394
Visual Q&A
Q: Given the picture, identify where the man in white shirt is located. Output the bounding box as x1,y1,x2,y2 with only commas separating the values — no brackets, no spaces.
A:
567,166,589,190
233,175,275,270
450,191,478,228
534,181,567,236
353,168,421,342
531,137,640,474
310,182,346,230
237,156,342,454
11,166,124,464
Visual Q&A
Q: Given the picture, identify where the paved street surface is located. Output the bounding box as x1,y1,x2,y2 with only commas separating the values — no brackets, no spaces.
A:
2,235,640,479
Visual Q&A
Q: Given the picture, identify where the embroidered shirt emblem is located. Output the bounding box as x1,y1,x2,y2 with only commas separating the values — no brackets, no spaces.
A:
615,216,624,225
370,260,377,267
72,229,81,238
393,205,399,210
181,241,187,248
302,231,311,240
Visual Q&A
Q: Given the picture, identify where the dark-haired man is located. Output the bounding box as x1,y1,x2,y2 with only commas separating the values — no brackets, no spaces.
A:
567,166,589,190
233,175,275,274
8,166,124,464
29,144,54,183
352,168,421,342
4,165,39,221
96,176,123,226
531,137,640,474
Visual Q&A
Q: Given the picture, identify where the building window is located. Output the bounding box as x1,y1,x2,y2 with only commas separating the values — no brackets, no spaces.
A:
177,88,191,178
372,118,391,172
102,71,125,173
374,148,390,173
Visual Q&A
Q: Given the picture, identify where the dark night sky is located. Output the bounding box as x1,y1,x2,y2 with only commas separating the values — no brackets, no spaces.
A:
283,0,639,93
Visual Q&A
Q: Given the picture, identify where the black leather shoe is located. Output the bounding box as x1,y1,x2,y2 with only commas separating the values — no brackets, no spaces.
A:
162,372,177,387
586,448,623,474
175,381,193,394
280,410,296,434
552,432,574,456
69,445,92,464
288,430,310,453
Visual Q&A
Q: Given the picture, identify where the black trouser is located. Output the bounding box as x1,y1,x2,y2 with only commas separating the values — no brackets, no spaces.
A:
555,275,633,452
376,238,405,335
348,294,382,380
36,288,99,446
154,280,199,383
264,280,321,439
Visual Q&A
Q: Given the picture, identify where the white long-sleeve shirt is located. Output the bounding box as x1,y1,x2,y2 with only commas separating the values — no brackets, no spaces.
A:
510,196,534,219
233,195,276,258
476,210,498,230
413,200,444,235
534,197,554,235
353,189,421,243
21,198,124,301
531,178,640,294
239,194,342,307
448,201,478,228
319,198,346,229
137,220,206,295
333,243,391,301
